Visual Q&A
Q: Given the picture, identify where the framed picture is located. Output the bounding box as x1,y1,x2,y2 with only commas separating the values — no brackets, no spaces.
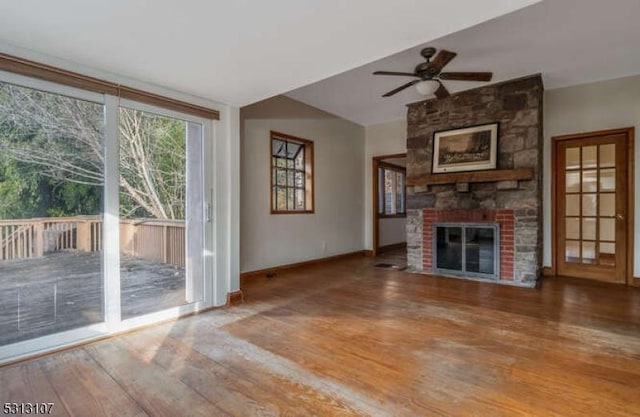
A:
432,123,498,173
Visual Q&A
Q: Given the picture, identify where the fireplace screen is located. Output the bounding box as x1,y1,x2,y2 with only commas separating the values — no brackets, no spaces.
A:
433,223,499,280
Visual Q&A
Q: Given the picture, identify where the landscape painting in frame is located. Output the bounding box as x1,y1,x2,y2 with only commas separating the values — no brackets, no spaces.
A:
432,123,498,173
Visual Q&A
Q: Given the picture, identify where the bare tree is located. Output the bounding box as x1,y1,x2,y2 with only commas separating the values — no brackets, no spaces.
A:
0,82,185,219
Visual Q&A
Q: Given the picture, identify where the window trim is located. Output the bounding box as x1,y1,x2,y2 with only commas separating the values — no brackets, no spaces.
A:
378,161,406,218
270,131,314,215
0,52,220,120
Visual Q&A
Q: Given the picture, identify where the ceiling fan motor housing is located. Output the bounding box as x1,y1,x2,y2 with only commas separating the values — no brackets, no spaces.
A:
420,47,437,60
414,62,438,80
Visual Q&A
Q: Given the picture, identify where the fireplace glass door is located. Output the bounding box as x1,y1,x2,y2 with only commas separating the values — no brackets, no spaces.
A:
434,223,499,280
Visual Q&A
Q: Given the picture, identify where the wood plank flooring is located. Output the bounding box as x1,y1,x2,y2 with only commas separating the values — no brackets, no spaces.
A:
1,255,639,416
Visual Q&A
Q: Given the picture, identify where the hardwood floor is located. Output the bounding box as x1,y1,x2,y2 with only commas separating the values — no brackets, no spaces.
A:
1,255,639,416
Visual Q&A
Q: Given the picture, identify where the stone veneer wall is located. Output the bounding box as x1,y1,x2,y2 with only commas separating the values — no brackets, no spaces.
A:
406,74,543,286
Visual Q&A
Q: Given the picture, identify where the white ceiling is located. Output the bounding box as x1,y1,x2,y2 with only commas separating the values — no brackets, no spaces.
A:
287,0,640,126
0,1,539,107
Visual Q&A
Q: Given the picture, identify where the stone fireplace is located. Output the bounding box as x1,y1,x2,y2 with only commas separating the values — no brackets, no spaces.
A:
406,75,543,287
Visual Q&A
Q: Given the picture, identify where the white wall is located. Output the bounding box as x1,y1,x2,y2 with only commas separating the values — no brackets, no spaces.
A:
379,217,406,247
241,96,365,273
364,119,407,250
544,74,640,276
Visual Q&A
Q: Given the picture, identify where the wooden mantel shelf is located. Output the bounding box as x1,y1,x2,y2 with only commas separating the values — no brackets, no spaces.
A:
406,168,534,186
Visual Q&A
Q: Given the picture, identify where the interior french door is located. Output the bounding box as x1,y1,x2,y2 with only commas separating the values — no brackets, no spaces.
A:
555,129,631,283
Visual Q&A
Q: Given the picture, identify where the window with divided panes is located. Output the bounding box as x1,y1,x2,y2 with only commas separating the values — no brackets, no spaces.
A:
271,131,313,213
378,164,406,217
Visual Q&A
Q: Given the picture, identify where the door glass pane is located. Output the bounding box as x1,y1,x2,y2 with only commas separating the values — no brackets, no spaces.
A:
0,81,105,346
565,147,580,170
600,242,615,254
465,227,495,274
582,218,596,240
582,146,597,169
582,170,598,192
599,194,615,217
582,194,597,217
599,169,616,191
600,242,616,266
582,242,596,264
566,172,581,193
566,240,580,262
436,227,462,271
566,195,580,216
119,107,202,319
600,218,615,241
599,144,615,168
566,218,580,240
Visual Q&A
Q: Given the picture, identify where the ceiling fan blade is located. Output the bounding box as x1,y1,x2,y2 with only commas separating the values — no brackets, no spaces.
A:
373,71,419,77
434,81,450,99
439,72,493,82
427,50,457,72
382,79,420,97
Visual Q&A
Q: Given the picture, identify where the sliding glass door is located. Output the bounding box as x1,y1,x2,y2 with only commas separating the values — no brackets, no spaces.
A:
117,105,204,320
0,72,212,362
0,78,106,348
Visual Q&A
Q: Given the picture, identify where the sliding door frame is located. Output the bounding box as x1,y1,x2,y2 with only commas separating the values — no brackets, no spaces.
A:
0,72,217,364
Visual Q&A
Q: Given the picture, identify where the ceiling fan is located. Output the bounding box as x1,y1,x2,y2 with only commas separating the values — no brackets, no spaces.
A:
373,47,492,98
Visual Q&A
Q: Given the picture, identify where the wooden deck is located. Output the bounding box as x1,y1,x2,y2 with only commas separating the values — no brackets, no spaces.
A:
1,255,640,416
0,251,185,346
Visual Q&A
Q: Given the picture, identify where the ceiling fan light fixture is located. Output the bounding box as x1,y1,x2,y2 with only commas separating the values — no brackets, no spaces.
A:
415,80,439,96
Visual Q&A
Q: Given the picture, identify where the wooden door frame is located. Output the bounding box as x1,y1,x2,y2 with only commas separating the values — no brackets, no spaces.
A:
551,127,635,285
372,153,406,257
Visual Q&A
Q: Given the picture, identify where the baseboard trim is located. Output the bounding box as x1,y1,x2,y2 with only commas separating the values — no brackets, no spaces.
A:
378,242,407,253
363,250,374,257
226,290,245,306
240,250,368,284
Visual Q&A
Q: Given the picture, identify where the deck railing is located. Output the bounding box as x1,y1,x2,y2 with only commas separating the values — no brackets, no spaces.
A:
0,216,185,267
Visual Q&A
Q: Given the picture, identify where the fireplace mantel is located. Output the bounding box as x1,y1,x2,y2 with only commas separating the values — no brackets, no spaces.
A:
406,167,533,187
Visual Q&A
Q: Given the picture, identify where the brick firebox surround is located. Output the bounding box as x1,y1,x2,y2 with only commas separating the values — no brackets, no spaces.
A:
422,209,515,282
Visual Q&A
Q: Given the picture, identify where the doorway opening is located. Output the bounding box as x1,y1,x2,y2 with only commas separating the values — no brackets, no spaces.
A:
372,153,407,269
